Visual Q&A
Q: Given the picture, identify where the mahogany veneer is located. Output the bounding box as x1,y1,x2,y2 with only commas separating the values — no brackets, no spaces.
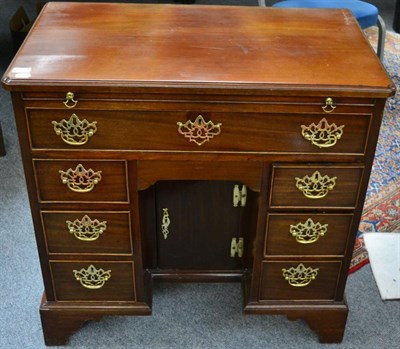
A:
259,260,342,300
50,261,137,302
26,108,372,154
42,211,133,255
270,164,364,209
33,159,129,203
2,3,395,346
265,213,353,256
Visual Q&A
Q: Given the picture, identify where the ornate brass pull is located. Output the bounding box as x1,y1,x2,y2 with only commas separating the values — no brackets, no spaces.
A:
52,113,97,146
59,164,102,193
161,208,170,239
177,115,222,146
66,215,107,241
282,263,319,287
289,218,328,244
295,171,337,199
322,97,336,113
73,265,111,289
63,92,78,109
301,118,344,148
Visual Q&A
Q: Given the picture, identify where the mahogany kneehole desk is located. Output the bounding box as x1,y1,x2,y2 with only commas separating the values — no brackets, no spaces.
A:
2,3,395,346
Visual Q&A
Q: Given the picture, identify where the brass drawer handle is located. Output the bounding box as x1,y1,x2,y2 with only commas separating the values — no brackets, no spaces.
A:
161,208,171,239
301,118,344,148
282,263,319,287
52,113,97,146
63,91,78,108
289,218,328,244
177,115,222,146
322,97,336,113
66,215,107,241
73,265,111,289
59,164,102,193
295,171,336,199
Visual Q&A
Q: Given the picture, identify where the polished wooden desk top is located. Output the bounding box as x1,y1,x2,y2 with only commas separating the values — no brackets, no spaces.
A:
3,3,393,95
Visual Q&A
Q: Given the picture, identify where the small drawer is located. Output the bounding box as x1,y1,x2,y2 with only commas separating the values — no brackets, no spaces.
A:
259,261,341,301
50,261,136,301
42,211,132,255
269,164,364,209
265,214,353,256
33,160,129,203
26,107,370,155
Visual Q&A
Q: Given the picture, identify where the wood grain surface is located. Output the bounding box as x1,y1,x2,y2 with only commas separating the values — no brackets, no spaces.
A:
27,108,371,154
42,211,133,255
264,213,353,256
50,261,136,301
259,260,341,300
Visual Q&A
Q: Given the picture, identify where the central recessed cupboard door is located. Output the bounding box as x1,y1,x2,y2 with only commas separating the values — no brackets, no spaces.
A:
155,181,248,270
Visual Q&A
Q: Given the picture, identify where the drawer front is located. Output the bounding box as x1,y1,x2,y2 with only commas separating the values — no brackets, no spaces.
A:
270,165,364,209
27,108,370,154
259,261,341,301
33,160,129,203
265,214,353,256
50,261,136,301
42,211,132,255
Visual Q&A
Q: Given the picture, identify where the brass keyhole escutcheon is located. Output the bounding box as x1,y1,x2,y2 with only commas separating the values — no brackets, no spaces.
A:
161,208,171,239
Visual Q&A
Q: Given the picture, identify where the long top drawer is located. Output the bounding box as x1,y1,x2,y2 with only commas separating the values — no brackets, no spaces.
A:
26,99,373,154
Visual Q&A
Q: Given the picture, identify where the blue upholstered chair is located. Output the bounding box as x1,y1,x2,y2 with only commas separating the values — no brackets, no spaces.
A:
263,0,386,60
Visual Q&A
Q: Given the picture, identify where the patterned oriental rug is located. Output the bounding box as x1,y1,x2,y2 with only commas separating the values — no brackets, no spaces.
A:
349,28,400,273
